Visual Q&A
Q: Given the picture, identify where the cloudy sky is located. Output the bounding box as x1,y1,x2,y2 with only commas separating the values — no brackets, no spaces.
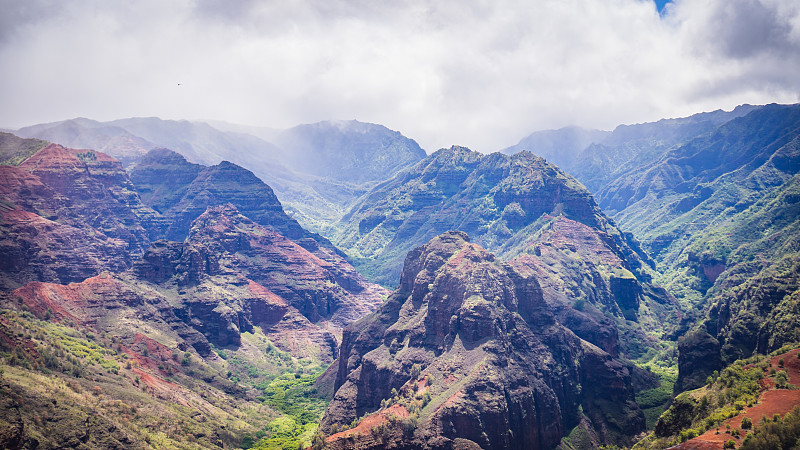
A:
1,0,799,152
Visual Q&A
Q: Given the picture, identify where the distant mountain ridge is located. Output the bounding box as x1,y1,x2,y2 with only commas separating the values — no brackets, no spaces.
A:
274,120,426,185
503,104,760,194
15,117,427,234
501,126,611,168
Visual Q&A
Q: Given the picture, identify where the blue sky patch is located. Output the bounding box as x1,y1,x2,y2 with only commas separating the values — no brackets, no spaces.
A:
654,0,672,14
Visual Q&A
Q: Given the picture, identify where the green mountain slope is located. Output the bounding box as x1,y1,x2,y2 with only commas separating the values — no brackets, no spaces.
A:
0,132,49,166
580,104,800,393
504,105,758,194
335,146,646,287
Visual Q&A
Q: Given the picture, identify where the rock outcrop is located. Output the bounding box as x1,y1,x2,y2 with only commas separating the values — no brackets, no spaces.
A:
130,204,387,357
0,144,168,290
321,232,645,449
129,148,344,256
0,207,132,290
17,144,160,249
12,273,213,356
334,146,676,357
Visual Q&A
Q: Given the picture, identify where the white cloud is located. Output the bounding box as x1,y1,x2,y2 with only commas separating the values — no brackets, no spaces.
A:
1,0,798,152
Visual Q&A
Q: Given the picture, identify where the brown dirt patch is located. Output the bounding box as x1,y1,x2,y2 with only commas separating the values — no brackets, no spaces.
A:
673,348,800,449
326,404,409,442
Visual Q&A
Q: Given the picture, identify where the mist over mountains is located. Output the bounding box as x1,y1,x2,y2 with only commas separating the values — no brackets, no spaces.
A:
2,103,800,449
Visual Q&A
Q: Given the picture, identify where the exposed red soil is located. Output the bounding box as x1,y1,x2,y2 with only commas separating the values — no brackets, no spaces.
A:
130,367,190,407
673,348,800,449
325,404,410,443
13,273,120,325
118,332,181,376
132,333,176,361
0,165,53,197
131,367,178,390
247,280,289,307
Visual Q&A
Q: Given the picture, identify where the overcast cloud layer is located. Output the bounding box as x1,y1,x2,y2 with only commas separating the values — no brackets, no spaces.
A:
2,0,799,152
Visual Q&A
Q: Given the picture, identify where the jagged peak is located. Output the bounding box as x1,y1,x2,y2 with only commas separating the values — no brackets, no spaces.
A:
430,145,479,157
398,231,478,298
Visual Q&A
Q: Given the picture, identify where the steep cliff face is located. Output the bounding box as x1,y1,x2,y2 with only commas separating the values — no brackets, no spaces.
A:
334,146,676,355
126,148,205,214
18,144,160,248
508,216,654,355
155,160,299,242
129,148,341,255
0,145,160,289
132,204,387,353
321,232,644,449
0,208,131,289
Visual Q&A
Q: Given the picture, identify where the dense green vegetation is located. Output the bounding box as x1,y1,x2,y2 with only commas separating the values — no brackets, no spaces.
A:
0,131,49,165
209,331,330,449
635,360,678,429
246,372,328,449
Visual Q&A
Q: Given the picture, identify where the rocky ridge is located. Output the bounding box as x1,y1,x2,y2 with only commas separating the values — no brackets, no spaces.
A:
0,144,161,289
129,148,342,254
1,142,388,360
17,117,428,233
585,104,800,393
321,232,645,449
334,146,677,358
336,146,644,284
133,204,387,349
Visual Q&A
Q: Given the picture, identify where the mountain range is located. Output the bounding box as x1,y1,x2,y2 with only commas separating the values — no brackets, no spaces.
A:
1,103,799,449
16,117,426,234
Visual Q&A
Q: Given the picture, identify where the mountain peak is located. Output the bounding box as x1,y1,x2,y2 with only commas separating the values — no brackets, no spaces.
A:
322,231,644,449
433,144,477,155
